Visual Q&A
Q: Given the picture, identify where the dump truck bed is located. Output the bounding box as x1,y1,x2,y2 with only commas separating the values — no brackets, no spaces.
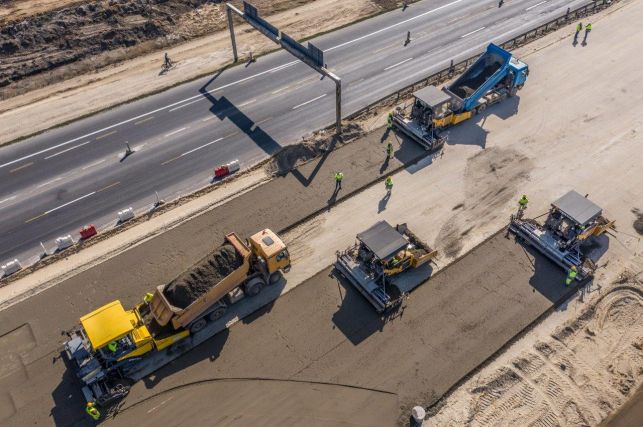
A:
150,233,251,329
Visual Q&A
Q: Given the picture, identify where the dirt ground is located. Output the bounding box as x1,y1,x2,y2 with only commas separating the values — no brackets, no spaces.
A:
425,273,642,426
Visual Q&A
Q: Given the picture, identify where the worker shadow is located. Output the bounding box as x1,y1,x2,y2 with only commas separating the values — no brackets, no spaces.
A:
330,268,386,346
446,96,521,149
378,192,391,213
140,328,230,391
199,71,282,156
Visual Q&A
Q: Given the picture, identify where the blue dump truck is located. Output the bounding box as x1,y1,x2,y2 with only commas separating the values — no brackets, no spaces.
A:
393,43,529,150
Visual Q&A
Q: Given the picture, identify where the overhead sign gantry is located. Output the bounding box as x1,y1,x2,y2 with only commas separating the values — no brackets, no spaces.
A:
226,2,342,135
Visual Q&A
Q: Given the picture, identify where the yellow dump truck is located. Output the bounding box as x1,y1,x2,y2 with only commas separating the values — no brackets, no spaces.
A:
64,229,290,408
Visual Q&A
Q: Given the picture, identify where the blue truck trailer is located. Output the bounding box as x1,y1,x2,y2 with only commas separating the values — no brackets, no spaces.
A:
393,43,529,150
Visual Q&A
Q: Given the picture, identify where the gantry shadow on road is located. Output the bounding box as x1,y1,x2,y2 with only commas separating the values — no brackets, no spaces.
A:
199,70,282,157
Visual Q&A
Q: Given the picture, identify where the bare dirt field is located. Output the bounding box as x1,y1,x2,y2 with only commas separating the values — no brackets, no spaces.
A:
426,273,642,427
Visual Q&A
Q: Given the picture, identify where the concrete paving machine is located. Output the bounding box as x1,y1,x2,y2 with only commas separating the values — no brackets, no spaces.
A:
508,190,614,280
64,229,290,411
393,43,529,150
335,221,437,313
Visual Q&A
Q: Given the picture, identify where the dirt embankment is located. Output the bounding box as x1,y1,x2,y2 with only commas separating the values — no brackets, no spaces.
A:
0,0,407,99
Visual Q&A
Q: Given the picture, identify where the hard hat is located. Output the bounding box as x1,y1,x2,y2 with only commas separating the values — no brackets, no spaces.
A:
571,266,577,271
522,194,527,198
87,402,94,407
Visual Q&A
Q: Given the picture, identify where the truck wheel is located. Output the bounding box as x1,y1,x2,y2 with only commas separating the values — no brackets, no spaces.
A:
269,271,283,285
244,278,264,297
189,318,207,334
208,305,227,321
509,87,518,97
475,104,486,115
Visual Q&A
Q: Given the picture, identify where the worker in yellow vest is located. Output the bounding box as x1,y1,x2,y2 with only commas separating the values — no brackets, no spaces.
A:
86,402,100,421
385,176,393,194
387,142,393,159
517,194,528,218
387,112,394,129
583,23,592,44
335,172,344,190
566,266,578,286
143,292,154,304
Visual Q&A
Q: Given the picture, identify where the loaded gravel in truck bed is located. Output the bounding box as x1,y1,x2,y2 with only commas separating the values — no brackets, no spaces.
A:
163,244,242,309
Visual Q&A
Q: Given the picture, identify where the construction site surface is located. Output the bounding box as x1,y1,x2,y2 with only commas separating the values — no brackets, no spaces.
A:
0,1,642,426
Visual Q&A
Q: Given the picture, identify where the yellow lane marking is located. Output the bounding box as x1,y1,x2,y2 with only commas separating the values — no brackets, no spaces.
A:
96,181,120,193
10,162,34,173
134,116,155,125
161,155,182,166
95,130,117,140
25,212,47,224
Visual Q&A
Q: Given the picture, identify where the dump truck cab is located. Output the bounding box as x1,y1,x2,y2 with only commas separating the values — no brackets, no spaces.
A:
248,228,290,273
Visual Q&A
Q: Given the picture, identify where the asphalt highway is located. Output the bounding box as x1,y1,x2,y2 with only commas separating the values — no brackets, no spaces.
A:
0,0,591,265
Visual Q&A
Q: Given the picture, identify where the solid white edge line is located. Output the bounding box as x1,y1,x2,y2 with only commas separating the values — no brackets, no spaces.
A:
0,195,17,205
44,191,96,215
168,98,203,112
82,159,106,170
164,127,187,138
180,137,225,157
461,26,486,38
292,94,327,110
526,0,548,11
36,177,63,188
43,140,92,160
384,57,414,71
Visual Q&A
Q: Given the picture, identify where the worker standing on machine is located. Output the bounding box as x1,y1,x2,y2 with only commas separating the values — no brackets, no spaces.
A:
566,266,578,286
86,402,100,421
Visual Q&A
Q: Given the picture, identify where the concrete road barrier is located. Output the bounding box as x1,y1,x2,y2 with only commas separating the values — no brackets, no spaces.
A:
1,259,22,277
117,207,135,223
55,235,75,251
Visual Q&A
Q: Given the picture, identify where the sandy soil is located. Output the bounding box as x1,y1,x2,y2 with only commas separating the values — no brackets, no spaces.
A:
425,273,642,427
0,0,84,22
0,0,383,144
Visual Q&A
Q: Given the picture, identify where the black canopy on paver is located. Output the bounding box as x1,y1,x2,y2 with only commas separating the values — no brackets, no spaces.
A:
356,221,408,261
551,190,602,226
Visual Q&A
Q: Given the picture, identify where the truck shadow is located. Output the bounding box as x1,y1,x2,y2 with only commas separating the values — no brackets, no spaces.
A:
445,96,521,149
140,328,230,390
329,268,386,346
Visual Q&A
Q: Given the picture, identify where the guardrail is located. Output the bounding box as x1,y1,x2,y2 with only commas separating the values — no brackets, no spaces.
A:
346,0,616,122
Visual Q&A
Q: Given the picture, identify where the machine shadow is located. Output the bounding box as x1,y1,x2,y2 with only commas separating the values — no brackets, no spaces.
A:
330,268,386,346
52,355,95,426
199,72,282,156
446,95,521,148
